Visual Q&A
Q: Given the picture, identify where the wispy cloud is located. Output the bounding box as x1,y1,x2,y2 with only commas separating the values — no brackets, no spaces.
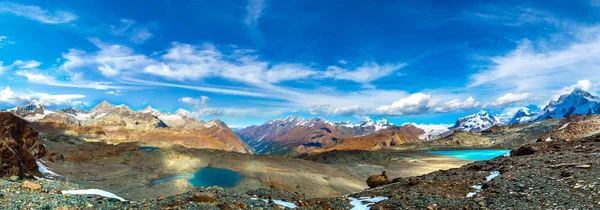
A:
244,0,266,27
0,36,14,48
16,71,123,90
469,27,600,95
0,2,77,24
464,6,571,29
110,19,154,44
179,96,222,116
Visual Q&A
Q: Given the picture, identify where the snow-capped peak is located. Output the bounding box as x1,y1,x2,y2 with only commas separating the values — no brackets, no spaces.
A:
508,108,537,124
450,110,501,132
407,123,452,140
175,108,195,119
140,105,162,115
533,89,600,121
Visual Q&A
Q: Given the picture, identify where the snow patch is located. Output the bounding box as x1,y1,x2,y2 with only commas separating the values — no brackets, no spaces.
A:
62,189,128,202
348,196,388,210
558,123,569,130
486,171,500,182
36,161,60,177
466,171,501,198
252,198,298,208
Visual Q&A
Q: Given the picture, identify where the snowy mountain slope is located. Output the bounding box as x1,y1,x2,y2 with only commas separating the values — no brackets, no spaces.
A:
407,123,452,140
508,108,538,124
533,89,600,121
450,110,501,132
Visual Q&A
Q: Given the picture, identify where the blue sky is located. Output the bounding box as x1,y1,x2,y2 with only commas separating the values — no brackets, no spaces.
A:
1,0,600,127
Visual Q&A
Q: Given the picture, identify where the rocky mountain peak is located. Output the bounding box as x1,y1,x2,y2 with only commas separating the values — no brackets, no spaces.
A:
175,108,195,119
91,100,116,113
508,108,537,124
534,89,600,121
450,110,501,132
141,105,162,115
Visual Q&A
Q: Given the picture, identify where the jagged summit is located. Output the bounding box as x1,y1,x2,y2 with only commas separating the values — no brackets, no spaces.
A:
508,107,537,124
91,100,116,113
450,110,501,132
533,89,600,121
174,108,194,119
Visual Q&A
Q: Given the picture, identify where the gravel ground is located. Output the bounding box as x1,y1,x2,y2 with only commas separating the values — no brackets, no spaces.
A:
351,134,600,209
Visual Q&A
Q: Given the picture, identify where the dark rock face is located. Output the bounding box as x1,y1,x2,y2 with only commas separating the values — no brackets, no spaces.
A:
0,112,46,178
512,145,538,156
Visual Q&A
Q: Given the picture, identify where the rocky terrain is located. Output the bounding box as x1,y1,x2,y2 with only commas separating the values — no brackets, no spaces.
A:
351,133,600,209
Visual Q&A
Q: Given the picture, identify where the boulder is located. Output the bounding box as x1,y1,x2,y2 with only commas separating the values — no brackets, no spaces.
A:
512,146,538,156
23,180,42,190
0,112,46,178
366,171,391,188
191,191,216,202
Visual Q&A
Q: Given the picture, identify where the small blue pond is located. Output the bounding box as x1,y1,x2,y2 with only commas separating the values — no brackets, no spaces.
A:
427,150,511,161
140,146,160,153
153,167,243,188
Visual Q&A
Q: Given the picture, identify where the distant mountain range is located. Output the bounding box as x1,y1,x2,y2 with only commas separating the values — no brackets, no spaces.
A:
4,100,252,154
237,116,396,155
237,89,600,155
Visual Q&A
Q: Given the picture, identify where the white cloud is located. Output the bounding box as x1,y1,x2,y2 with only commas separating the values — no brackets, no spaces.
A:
106,90,124,96
373,93,480,116
0,60,42,73
16,71,122,90
323,62,406,87
485,93,532,107
553,80,593,99
178,96,222,116
469,28,600,94
333,105,366,116
0,86,85,106
110,19,154,44
0,2,77,24
0,86,28,105
308,104,331,115
62,38,153,77
244,0,266,27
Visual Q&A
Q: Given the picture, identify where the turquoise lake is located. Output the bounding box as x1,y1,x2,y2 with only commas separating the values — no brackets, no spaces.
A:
427,150,510,161
153,167,243,188
139,146,160,153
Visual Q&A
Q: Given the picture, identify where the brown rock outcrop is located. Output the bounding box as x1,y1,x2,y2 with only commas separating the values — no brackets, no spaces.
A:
0,112,46,178
367,171,392,188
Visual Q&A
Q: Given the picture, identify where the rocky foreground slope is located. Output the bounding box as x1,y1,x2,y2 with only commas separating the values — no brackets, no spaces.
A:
351,134,600,209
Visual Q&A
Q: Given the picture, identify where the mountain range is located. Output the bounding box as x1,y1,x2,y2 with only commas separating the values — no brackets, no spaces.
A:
3,89,599,156
5,100,252,154
237,116,395,155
